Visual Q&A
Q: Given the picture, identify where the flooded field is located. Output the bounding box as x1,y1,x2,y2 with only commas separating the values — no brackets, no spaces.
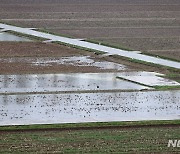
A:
0,32,31,41
0,90,179,125
0,73,151,94
1,72,179,94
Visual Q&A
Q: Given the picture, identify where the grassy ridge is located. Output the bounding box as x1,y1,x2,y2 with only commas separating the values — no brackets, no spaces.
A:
0,120,180,131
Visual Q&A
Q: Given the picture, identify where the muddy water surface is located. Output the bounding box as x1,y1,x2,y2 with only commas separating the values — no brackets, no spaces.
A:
0,56,127,70
117,72,180,86
0,90,179,125
0,73,151,93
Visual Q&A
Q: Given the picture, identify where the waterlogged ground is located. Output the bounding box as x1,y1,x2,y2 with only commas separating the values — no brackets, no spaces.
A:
0,90,179,125
0,72,179,126
0,56,127,70
0,32,31,41
1,72,180,95
117,72,180,86
0,73,153,94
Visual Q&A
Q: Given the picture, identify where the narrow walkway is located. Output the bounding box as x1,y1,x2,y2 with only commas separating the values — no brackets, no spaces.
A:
0,23,180,69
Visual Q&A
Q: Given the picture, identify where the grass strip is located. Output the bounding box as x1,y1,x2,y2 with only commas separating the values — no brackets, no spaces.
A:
54,41,106,55
85,39,134,51
0,120,180,131
153,85,180,90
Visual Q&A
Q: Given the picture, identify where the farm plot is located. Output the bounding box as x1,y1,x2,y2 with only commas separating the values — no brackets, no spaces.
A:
0,0,179,60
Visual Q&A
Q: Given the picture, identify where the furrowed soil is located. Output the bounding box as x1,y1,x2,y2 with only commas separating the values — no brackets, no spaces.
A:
0,126,179,153
0,0,180,60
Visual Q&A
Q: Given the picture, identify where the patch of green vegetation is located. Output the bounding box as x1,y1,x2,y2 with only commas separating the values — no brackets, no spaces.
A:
54,41,106,55
164,74,180,78
153,85,180,90
159,73,180,83
6,30,47,41
0,120,179,131
0,123,179,153
85,39,134,51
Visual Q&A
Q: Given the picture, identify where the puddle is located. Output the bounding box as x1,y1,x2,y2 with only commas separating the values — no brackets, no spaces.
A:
0,90,179,125
117,72,180,86
32,56,127,70
0,23,180,69
0,73,151,94
0,56,127,71
0,32,31,41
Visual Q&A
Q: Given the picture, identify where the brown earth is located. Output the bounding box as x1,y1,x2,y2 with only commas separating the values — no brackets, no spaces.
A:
0,0,179,61
0,42,121,74
0,42,132,74
0,42,86,57
0,42,175,75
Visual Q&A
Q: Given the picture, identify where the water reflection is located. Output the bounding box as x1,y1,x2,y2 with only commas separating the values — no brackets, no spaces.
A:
0,90,179,125
0,32,31,41
0,56,127,70
0,73,151,93
117,71,180,86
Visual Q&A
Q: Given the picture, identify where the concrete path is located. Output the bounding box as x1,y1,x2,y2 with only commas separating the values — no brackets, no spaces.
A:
0,23,180,69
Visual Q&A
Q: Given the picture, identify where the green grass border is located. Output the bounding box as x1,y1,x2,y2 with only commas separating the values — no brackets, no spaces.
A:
85,39,134,51
0,120,180,131
54,41,106,55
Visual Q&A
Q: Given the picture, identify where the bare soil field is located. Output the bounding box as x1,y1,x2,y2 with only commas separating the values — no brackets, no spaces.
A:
0,42,144,75
0,0,179,61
